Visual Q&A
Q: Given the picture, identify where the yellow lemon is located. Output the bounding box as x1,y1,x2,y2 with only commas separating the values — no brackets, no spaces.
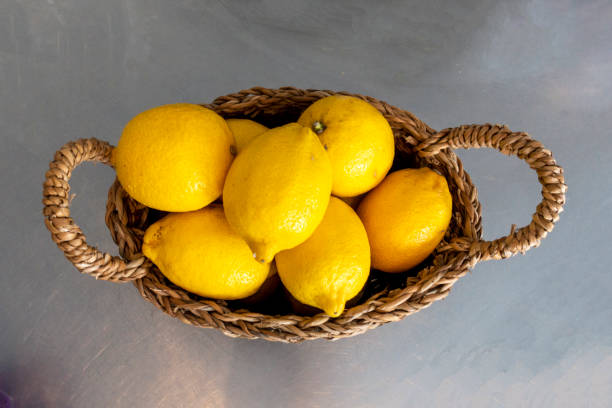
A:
298,95,395,197
226,119,268,153
357,168,452,273
223,123,332,263
113,104,235,212
275,197,370,317
142,206,269,300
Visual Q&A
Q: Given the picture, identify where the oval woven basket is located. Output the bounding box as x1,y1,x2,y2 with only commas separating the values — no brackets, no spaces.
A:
42,87,566,342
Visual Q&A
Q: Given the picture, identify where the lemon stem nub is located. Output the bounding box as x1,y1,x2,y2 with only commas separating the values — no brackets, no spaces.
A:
250,242,275,264
253,253,266,264
312,121,326,135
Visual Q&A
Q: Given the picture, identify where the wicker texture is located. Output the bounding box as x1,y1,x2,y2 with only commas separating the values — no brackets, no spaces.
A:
42,87,566,342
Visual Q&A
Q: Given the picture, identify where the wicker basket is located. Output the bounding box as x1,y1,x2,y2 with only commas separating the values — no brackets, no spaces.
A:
42,87,566,342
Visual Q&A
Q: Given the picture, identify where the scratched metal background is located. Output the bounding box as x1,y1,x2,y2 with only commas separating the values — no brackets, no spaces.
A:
1,1,611,407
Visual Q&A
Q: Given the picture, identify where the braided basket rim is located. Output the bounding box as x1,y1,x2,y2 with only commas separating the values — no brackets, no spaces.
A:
108,88,484,342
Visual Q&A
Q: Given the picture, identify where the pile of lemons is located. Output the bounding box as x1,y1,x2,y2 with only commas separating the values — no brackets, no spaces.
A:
113,96,452,317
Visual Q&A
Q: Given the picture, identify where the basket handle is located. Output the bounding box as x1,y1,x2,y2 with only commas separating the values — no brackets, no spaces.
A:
42,138,149,282
416,124,566,262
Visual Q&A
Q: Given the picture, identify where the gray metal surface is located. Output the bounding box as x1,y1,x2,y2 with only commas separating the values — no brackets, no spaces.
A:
1,1,611,407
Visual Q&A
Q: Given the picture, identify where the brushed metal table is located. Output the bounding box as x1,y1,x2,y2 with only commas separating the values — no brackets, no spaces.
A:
1,1,610,406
